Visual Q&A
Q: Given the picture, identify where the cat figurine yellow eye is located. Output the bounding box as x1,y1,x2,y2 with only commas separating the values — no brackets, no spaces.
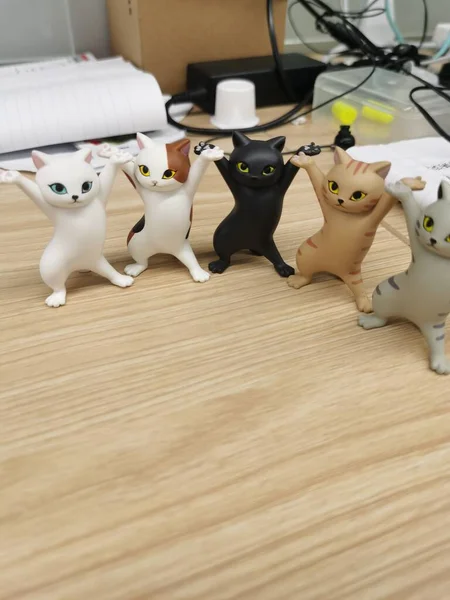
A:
288,148,424,313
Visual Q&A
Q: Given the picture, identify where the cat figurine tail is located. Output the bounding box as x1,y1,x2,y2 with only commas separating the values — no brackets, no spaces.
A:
100,134,224,283
0,148,134,307
359,178,450,375
208,131,302,278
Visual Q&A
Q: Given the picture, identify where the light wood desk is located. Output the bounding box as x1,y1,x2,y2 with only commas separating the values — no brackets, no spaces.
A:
1,108,449,599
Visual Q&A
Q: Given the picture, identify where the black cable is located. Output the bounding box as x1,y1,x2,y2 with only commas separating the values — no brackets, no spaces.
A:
409,86,450,141
288,1,325,55
267,0,295,101
402,67,450,142
165,64,376,139
337,0,385,20
165,90,313,137
418,0,428,51
297,0,385,57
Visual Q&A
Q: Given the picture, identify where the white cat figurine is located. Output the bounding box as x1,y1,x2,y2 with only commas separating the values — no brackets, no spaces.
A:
100,133,224,282
359,178,450,375
0,148,134,307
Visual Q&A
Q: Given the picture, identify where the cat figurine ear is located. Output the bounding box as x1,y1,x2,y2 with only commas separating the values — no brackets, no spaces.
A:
268,136,286,152
232,131,251,148
438,179,450,200
136,132,155,150
75,148,93,164
170,138,190,157
333,147,352,165
31,150,51,170
370,161,391,180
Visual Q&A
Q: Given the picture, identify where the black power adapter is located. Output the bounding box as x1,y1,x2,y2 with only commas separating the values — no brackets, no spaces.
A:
186,54,326,115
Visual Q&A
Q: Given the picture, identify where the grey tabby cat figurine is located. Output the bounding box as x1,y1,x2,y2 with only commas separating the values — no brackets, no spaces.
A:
359,178,450,375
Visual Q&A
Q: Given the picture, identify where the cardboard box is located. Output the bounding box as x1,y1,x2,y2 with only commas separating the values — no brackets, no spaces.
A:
107,0,288,94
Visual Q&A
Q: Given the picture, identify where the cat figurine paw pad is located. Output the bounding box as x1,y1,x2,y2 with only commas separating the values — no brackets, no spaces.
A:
298,142,321,156
0,169,20,183
275,263,295,277
124,263,148,277
190,268,210,283
200,147,224,161
208,259,230,274
355,295,372,313
110,150,133,165
45,291,67,308
110,274,134,287
430,356,450,375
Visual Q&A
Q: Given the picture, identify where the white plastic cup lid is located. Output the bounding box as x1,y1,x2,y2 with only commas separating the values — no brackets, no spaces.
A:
210,78,260,130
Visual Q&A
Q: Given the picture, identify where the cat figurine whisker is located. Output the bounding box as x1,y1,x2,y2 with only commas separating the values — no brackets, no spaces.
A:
359,178,450,375
288,148,425,313
103,133,224,283
208,131,303,278
0,148,134,307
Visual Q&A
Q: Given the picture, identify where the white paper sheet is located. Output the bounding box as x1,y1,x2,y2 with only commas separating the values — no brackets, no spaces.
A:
348,137,450,207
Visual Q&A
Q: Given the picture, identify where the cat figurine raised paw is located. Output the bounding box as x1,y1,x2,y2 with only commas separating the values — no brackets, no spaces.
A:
288,148,424,312
208,132,303,278
0,148,134,307
101,134,223,283
359,178,450,376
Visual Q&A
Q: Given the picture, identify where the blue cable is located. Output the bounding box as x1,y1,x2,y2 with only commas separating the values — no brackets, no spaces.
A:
385,0,404,43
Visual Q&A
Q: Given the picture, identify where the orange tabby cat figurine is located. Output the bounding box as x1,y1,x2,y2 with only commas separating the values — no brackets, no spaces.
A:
288,148,425,312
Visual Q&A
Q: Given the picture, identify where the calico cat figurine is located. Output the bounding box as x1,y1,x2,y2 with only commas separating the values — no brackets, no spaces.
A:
207,131,302,277
101,133,224,282
0,148,134,307
359,179,450,375
288,148,425,312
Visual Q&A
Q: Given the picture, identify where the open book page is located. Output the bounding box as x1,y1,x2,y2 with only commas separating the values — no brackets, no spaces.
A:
0,57,167,153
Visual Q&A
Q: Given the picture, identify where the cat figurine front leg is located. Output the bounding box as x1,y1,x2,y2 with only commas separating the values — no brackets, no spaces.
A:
0,148,133,307
288,148,398,313
208,132,301,277
359,179,450,375
110,133,224,283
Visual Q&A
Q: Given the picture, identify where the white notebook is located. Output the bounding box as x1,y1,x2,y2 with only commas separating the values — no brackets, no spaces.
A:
0,56,167,154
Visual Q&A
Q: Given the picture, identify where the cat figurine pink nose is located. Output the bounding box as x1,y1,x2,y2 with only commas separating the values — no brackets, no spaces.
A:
288,148,424,313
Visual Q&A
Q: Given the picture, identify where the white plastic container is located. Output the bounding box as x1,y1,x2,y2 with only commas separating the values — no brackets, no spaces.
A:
312,67,449,144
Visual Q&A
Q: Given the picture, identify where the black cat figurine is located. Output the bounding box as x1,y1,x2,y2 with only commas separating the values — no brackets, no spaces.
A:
206,132,303,277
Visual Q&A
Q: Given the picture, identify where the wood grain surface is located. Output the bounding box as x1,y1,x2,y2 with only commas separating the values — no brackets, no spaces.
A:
1,107,449,600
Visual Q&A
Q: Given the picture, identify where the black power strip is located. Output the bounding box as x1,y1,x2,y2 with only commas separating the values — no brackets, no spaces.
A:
186,54,326,115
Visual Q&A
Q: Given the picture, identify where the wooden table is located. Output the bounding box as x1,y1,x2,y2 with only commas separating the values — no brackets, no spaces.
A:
1,107,449,599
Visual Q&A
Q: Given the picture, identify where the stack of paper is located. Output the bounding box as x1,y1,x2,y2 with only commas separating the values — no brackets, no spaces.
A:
0,55,192,172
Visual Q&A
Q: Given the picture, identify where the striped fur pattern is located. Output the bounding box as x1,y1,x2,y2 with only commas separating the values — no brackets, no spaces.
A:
359,179,450,375
288,148,393,313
